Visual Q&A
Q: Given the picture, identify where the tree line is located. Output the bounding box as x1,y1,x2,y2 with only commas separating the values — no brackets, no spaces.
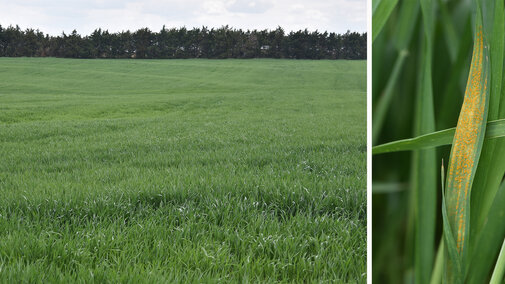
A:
0,25,366,60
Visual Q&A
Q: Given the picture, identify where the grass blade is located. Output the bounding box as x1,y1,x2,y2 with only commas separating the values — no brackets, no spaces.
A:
437,0,459,62
392,0,419,51
441,161,463,283
372,119,505,155
372,50,408,144
483,0,503,121
469,0,505,257
467,181,505,283
430,238,444,284
372,0,400,42
372,182,407,194
436,17,473,130
414,1,437,281
490,238,505,284
373,127,454,154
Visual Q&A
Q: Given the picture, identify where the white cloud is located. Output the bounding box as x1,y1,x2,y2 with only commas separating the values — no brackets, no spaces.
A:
202,1,228,15
0,0,366,35
227,0,273,14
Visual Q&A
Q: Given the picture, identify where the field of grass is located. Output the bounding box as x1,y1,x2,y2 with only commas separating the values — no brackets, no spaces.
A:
0,58,366,282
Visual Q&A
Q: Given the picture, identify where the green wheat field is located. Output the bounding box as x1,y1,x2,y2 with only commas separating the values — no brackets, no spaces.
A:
0,58,366,282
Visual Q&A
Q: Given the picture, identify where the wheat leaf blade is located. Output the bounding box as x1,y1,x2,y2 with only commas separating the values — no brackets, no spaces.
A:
444,15,490,280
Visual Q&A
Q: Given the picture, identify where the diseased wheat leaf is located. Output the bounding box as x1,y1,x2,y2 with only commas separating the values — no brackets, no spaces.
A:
444,12,490,280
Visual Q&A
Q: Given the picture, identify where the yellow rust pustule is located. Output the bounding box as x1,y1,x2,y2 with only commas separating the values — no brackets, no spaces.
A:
446,27,488,254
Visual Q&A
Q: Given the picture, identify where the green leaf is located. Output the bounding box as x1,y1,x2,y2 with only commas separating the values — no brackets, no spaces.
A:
441,161,463,283
373,127,454,155
372,0,400,42
414,1,437,282
372,119,505,155
437,0,459,62
490,238,505,284
467,181,505,283
430,238,444,284
372,182,407,194
469,0,505,262
372,50,408,144
484,0,503,121
436,17,473,130
393,0,420,51
442,181,463,284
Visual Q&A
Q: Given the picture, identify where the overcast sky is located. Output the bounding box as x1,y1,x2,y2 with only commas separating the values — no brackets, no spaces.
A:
0,0,366,36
